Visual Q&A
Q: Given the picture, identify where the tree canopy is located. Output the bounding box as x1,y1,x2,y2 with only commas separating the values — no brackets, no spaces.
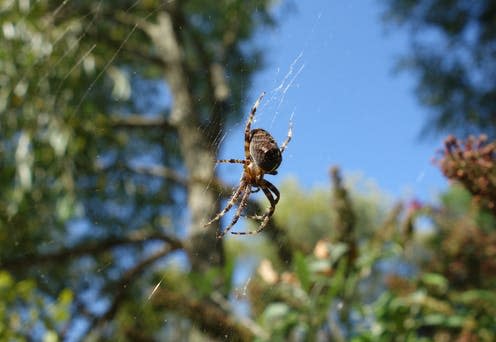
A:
1,0,276,339
382,0,496,137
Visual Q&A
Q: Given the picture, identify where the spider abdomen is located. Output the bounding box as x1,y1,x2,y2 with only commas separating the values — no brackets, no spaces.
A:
249,128,282,172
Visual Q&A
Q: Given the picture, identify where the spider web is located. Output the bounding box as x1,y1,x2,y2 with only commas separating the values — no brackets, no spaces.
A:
197,55,306,325
208,53,304,236
197,5,327,320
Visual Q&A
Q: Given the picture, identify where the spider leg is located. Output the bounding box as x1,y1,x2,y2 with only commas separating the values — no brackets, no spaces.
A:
263,180,280,204
241,213,265,220
216,184,252,239
231,180,279,235
240,179,280,220
279,120,293,154
203,182,245,228
245,92,266,160
217,159,248,164
251,186,261,194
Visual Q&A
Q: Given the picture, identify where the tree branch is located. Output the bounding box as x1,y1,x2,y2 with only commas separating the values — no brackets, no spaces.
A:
84,245,179,339
245,199,293,265
330,166,358,267
210,291,268,340
151,287,254,342
0,231,182,270
110,114,174,130
128,163,234,196
129,163,188,186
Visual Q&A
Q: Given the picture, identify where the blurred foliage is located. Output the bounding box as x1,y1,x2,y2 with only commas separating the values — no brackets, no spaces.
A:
0,270,72,341
382,0,496,137
436,134,496,215
248,168,496,341
364,182,496,342
0,0,276,339
245,169,404,341
274,175,391,254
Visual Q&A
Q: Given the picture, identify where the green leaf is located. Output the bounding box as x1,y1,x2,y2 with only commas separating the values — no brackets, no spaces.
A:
0,272,13,289
422,313,445,325
421,273,448,291
189,268,220,297
43,330,58,342
223,255,236,294
458,290,496,305
263,302,290,324
328,242,349,264
445,315,465,327
294,251,310,292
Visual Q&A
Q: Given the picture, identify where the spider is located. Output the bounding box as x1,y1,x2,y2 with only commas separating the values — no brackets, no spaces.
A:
204,92,292,239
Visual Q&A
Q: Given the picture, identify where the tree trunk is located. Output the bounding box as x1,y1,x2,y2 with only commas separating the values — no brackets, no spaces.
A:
145,11,224,271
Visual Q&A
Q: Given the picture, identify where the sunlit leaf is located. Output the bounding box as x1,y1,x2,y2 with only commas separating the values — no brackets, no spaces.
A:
293,251,310,292
421,273,448,292
262,302,290,323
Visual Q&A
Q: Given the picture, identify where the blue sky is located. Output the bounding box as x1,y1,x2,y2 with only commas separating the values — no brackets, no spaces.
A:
220,1,448,203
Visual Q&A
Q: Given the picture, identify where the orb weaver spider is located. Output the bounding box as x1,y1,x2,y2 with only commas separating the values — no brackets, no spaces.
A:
204,92,292,238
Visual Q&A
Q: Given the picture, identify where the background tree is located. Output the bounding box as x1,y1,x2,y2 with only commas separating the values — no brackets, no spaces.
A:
377,1,496,338
364,181,496,342
382,0,496,137
0,0,277,340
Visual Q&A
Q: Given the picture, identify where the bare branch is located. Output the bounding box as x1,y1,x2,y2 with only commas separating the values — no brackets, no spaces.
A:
128,163,233,197
0,231,182,270
151,287,254,342
128,163,188,187
110,114,174,130
244,199,293,264
330,166,358,272
84,245,179,339
210,291,269,340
